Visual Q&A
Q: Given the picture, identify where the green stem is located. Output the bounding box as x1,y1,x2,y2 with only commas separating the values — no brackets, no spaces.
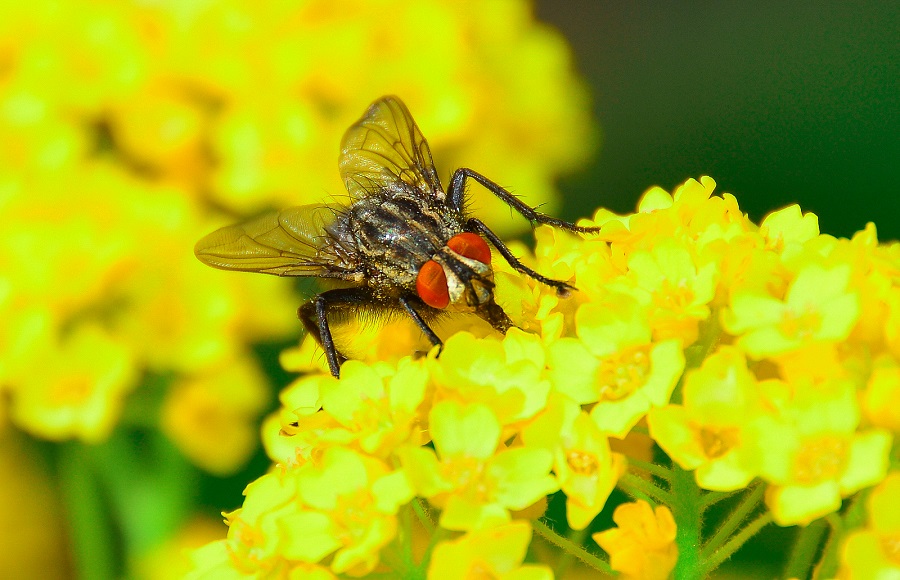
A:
397,502,416,574
415,517,452,575
700,481,765,559
783,519,827,579
58,442,119,580
814,513,844,579
628,458,672,481
841,491,870,530
412,497,435,535
553,525,590,578
699,511,773,577
671,465,703,579
532,519,613,574
672,313,722,404
698,488,743,511
618,472,673,505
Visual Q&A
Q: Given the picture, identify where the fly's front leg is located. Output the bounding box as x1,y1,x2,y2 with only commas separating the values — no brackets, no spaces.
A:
448,167,601,234
467,217,576,294
298,287,373,378
398,295,443,355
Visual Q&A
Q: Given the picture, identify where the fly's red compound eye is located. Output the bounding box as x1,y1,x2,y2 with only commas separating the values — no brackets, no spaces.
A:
447,232,491,265
416,260,450,309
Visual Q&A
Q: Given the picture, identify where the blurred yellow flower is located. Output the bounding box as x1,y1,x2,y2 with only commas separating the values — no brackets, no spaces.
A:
757,379,891,526
9,324,135,443
839,474,900,579
722,262,860,358
161,356,270,476
0,432,69,579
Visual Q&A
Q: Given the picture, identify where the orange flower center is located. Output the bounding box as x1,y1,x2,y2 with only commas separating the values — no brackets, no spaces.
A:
50,375,93,405
443,457,490,501
792,435,849,484
566,450,599,476
334,489,376,543
698,426,739,459
779,308,822,340
656,279,696,311
595,345,651,401
880,534,900,564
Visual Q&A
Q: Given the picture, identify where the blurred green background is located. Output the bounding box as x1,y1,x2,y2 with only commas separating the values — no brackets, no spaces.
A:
537,1,900,240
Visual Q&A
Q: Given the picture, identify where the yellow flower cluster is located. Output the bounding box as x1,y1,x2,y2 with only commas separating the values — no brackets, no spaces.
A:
0,0,591,471
190,176,899,576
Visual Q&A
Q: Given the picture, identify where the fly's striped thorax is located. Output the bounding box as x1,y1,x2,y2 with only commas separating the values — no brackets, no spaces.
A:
344,192,464,288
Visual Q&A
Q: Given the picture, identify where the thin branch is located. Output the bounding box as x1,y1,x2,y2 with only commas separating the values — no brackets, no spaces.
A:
698,488,745,511
532,519,613,575
700,511,774,576
412,497,435,535
814,513,845,579
701,481,765,559
627,458,673,481
783,519,827,579
618,472,674,505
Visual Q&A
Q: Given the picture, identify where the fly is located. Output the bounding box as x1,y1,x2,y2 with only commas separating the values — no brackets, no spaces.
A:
195,96,599,378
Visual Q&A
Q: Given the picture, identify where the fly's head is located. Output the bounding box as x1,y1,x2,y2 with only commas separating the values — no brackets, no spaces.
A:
415,232,513,332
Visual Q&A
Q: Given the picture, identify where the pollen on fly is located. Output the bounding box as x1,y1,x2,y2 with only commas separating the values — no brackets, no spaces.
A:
195,96,600,378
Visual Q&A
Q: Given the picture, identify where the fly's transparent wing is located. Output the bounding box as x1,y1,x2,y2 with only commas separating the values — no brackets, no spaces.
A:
194,204,358,278
339,96,444,200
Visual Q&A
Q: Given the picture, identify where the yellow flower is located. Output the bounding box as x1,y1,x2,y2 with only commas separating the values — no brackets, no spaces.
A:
427,521,552,580
291,358,430,459
283,447,413,575
722,262,860,358
161,356,270,476
0,431,70,579
9,324,135,442
759,204,820,256
756,379,891,526
548,293,685,437
523,394,627,529
186,176,900,576
593,500,678,580
862,356,900,431
624,239,719,344
400,401,557,531
264,373,345,467
649,347,766,491
839,473,900,579
429,330,552,426
206,448,412,577
208,470,300,575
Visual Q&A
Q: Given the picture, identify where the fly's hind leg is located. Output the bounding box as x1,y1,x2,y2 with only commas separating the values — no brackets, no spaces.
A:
298,288,373,378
